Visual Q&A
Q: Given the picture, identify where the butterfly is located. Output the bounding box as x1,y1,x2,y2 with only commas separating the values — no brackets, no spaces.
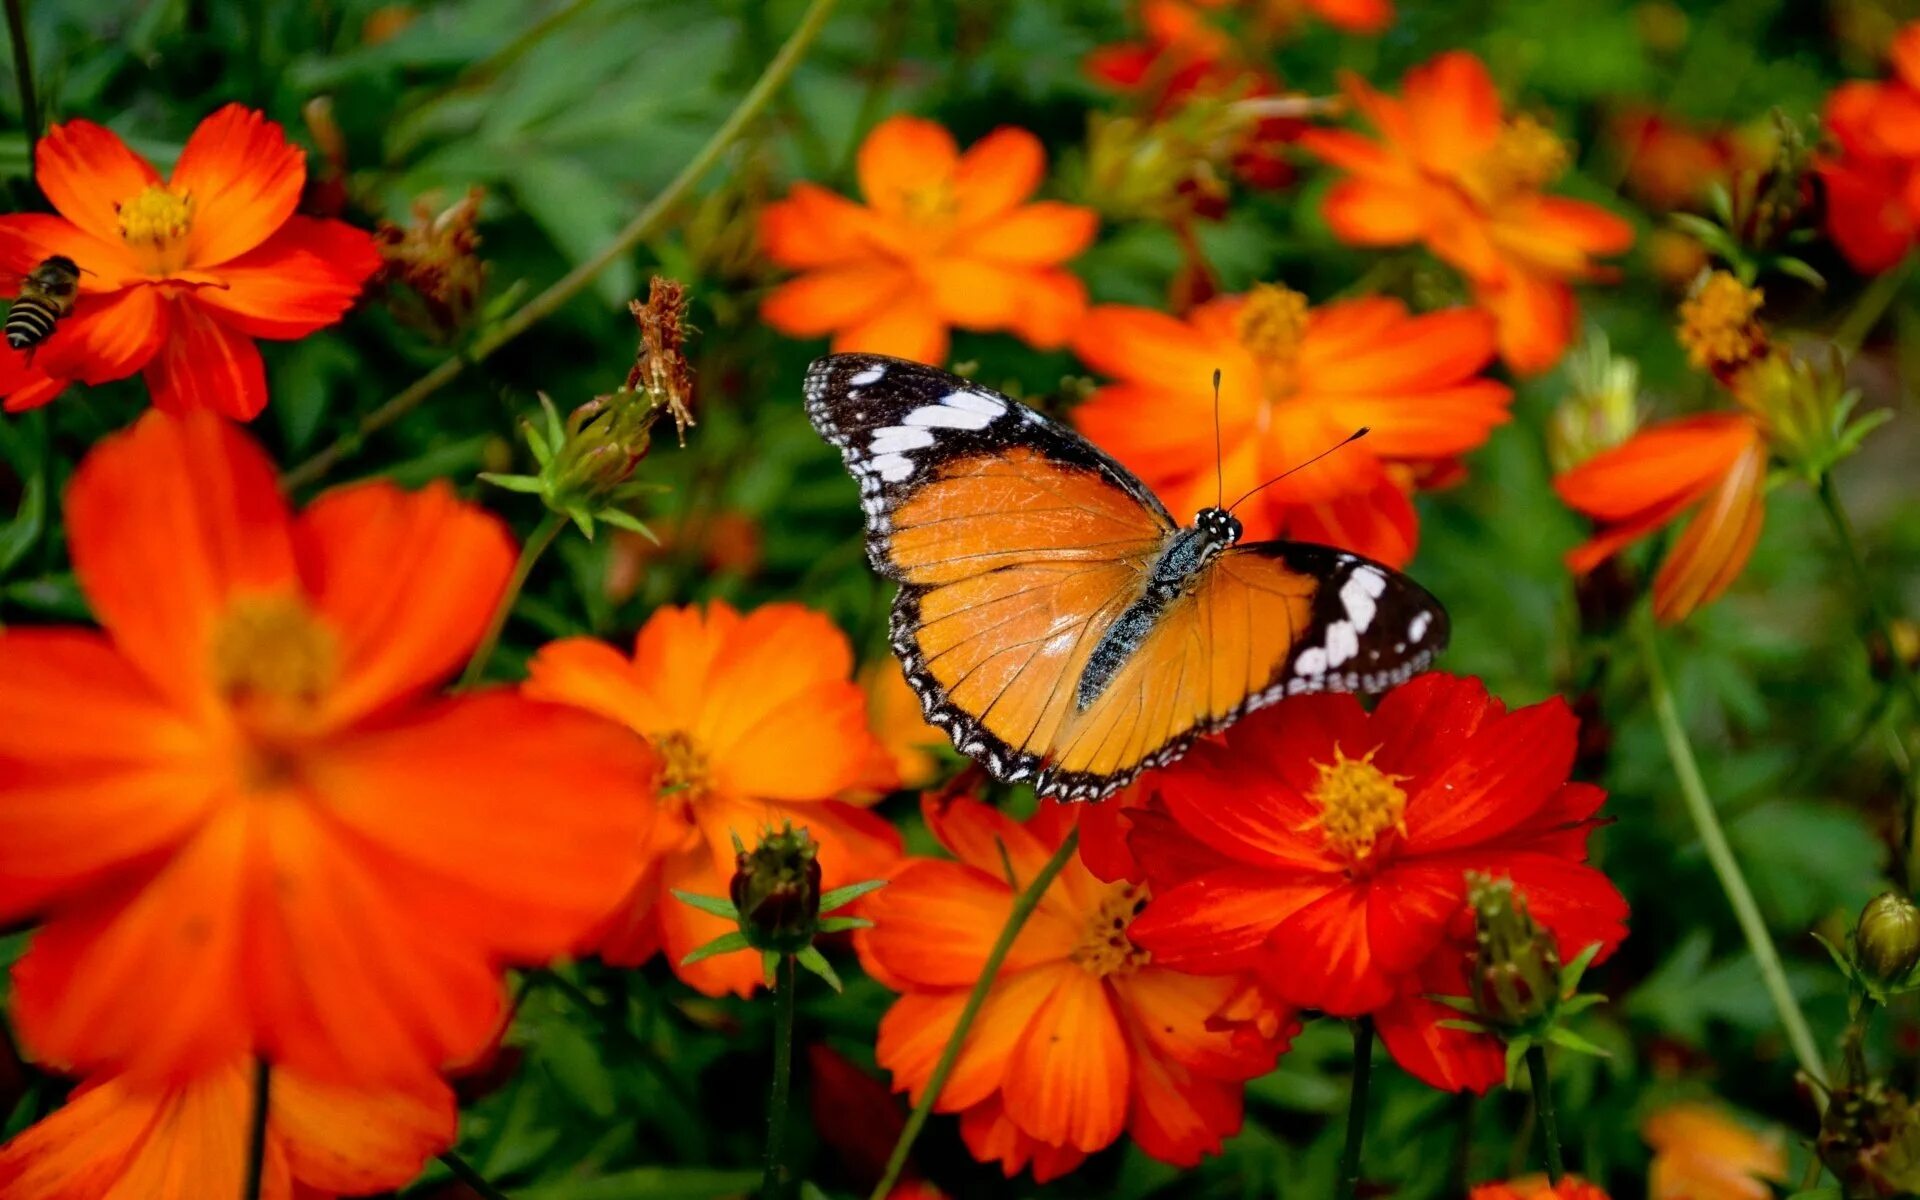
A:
805,352,1449,801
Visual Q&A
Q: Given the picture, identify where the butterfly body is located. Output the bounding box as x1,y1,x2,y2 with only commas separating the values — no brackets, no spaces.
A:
806,352,1448,801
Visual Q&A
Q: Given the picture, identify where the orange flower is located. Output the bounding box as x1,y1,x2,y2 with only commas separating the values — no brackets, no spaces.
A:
1644,1103,1788,1200
1555,413,1768,623
1607,105,1759,211
1471,1178,1612,1200
862,661,948,793
0,1060,453,1199
1818,22,1920,273
525,601,902,996
1300,53,1634,373
0,105,381,417
1071,285,1511,565
0,412,650,1086
1192,0,1393,36
758,116,1096,365
855,796,1296,1179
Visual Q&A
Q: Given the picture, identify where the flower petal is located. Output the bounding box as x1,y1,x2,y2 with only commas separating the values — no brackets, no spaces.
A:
0,348,69,411
877,964,1062,1111
759,183,889,269
1403,52,1503,171
855,859,1078,989
169,104,306,267
1123,1036,1245,1167
1002,966,1130,1151
1374,960,1504,1093
959,1097,1089,1182
858,116,960,218
0,213,139,288
273,1070,456,1193
1652,432,1766,623
1473,270,1577,376
1399,694,1578,852
1259,882,1398,1014
31,286,167,385
65,410,299,715
1128,868,1326,973
35,118,160,246
952,127,1047,225
967,202,1098,264
1555,413,1756,521
831,291,948,364
1320,176,1432,245
761,263,906,337
141,298,267,419
188,217,381,339
0,629,215,919
294,479,514,725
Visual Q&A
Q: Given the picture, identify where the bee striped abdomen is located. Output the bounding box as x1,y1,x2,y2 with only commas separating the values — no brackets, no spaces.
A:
6,301,60,350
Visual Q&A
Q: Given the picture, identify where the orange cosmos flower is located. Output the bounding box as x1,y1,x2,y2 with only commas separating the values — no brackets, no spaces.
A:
0,412,651,1086
0,1060,452,1200
1607,106,1760,212
1555,413,1768,624
524,601,902,997
0,105,381,417
1644,1103,1789,1200
855,796,1296,1180
1072,286,1510,565
1471,1178,1612,1200
758,116,1097,365
1120,674,1626,1087
1300,53,1634,374
1818,22,1920,273
862,661,948,793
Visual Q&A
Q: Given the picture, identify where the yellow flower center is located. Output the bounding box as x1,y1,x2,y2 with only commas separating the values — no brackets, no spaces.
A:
209,594,338,708
896,180,959,231
116,185,194,247
1071,882,1152,978
1303,746,1410,862
1476,115,1569,199
1678,271,1766,372
1234,283,1311,398
656,730,711,799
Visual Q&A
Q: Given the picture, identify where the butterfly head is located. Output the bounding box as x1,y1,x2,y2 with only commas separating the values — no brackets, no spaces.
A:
1193,506,1242,549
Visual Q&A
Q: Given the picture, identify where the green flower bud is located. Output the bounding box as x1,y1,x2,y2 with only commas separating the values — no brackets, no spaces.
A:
1468,873,1562,1030
1855,891,1920,987
730,824,824,956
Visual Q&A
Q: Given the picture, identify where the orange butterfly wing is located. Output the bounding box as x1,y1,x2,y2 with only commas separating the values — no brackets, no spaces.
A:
806,353,1448,800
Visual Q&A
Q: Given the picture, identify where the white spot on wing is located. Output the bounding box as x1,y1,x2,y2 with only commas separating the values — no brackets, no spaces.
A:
1324,620,1359,668
1409,611,1432,642
1340,567,1386,634
850,365,886,386
870,426,935,454
1295,647,1329,677
904,404,994,430
871,453,913,481
942,389,1006,418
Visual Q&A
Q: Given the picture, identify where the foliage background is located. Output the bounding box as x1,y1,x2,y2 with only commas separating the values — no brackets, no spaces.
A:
1,0,1916,1196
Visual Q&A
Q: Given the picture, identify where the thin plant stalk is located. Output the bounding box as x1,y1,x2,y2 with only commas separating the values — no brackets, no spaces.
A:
242,1059,271,1200
1636,614,1829,1091
4,0,37,166
1336,1017,1375,1200
1526,1044,1564,1184
866,828,1081,1200
764,954,799,1200
281,0,842,492
457,511,564,689
1815,472,1920,890
438,1150,516,1200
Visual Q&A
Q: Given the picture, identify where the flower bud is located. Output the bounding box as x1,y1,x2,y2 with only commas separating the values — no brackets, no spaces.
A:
1855,892,1920,987
376,187,488,345
1677,270,1768,381
1468,873,1562,1030
1731,346,1884,480
1549,331,1642,473
730,824,824,955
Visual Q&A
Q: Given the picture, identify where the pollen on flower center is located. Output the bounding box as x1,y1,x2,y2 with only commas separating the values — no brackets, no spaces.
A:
1678,271,1766,373
896,181,958,229
1071,882,1152,978
1477,115,1569,198
209,594,338,707
1304,745,1410,862
116,185,194,246
1234,283,1311,396
656,730,710,799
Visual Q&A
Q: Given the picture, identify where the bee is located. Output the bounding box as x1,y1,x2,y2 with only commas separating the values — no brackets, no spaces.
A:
5,256,82,352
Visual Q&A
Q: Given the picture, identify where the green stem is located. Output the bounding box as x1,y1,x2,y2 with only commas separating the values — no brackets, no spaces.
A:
281,0,842,493
242,1058,271,1200
1637,615,1829,1092
1336,1017,1374,1200
1832,252,1914,358
866,828,1081,1200
1815,473,1920,890
458,512,564,689
3,0,38,165
438,1150,515,1200
1526,1044,1564,1184
763,954,798,1200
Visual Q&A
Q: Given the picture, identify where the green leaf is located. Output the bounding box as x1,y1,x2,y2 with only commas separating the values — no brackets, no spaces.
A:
762,950,780,987
1435,1018,1488,1033
1424,994,1479,1014
1503,1038,1531,1088
679,930,750,965
1728,799,1886,929
795,945,843,992
1546,1025,1612,1057
818,878,887,913
478,472,547,494
596,508,658,540
668,890,738,920
816,916,872,933
1557,994,1606,1017
1560,942,1603,993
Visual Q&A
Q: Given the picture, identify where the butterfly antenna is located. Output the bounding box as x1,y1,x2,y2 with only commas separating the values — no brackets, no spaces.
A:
1227,427,1370,513
1211,368,1224,509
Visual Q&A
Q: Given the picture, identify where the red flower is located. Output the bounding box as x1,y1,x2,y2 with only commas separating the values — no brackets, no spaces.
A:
0,105,382,417
1122,673,1627,1092
1817,22,1920,273
0,412,651,1086
1472,1178,1612,1200
856,796,1296,1178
